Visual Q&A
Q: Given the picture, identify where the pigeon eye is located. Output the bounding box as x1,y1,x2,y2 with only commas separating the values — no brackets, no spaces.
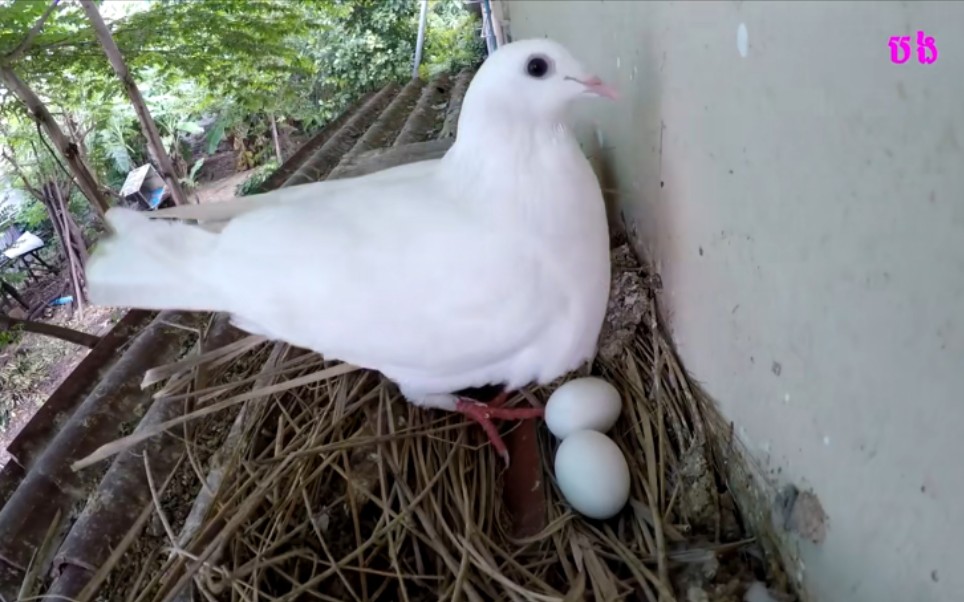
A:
525,55,551,79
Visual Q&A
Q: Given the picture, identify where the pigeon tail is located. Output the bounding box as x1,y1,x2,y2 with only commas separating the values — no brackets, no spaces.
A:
86,207,225,312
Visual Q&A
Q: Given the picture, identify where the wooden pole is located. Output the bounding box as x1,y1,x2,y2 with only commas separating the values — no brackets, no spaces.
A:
79,0,190,206
412,0,429,78
270,114,284,164
48,181,86,309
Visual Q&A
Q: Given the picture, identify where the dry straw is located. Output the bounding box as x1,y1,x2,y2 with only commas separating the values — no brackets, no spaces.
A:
61,259,791,602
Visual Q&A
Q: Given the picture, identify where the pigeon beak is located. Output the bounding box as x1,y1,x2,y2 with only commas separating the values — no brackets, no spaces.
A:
576,75,619,100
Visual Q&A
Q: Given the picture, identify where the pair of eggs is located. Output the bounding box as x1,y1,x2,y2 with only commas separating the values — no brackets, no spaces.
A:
544,377,631,520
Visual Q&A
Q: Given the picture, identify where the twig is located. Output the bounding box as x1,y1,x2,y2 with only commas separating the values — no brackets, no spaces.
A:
144,454,177,546
71,362,359,471
16,510,63,600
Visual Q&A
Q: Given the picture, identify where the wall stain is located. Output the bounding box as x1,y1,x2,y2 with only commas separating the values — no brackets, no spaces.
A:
937,125,961,154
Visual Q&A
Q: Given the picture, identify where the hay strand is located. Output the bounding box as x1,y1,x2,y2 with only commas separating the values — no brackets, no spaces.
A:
71,362,359,471
89,323,768,600
51,250,794,601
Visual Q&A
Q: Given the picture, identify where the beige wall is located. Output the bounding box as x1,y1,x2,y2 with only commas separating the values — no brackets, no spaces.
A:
501,1,964,600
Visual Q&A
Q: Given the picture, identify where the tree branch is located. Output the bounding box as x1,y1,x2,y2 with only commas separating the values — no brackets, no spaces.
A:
1,149,44,202
0,315,100,348
4,0,63,64
34,119,73,187
0,64,111,220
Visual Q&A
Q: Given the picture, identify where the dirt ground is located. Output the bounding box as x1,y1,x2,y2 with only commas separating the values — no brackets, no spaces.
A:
192,170,253,204
0,302,124,469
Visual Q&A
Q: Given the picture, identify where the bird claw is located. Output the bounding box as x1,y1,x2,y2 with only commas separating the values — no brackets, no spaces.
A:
455,392,543,466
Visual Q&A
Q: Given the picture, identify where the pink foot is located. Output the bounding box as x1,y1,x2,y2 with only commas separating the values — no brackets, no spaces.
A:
455,391,543,466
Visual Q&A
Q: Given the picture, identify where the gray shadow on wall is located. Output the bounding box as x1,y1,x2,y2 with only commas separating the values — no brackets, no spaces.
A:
587,23,665,269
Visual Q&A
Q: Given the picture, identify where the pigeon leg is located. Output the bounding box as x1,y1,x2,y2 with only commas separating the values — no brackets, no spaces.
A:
455,391,543,466
486,389,512,409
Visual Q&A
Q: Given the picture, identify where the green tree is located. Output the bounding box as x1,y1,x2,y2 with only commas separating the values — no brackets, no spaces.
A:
1,0,483,220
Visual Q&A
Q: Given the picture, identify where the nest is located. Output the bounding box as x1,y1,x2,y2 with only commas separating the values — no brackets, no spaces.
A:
54,249,795,602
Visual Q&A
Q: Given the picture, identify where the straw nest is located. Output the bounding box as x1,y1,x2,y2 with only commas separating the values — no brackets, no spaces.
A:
64,247,795,602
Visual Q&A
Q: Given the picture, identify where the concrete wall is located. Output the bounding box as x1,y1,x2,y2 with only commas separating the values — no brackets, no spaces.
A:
500,2,963,601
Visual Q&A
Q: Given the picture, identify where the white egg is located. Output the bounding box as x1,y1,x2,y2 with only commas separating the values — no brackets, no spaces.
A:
554,430,630,519
544,376,622,440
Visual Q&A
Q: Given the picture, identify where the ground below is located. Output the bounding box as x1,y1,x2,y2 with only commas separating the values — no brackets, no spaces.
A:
0,170,255,469
0,301,123,468
192,170,253,204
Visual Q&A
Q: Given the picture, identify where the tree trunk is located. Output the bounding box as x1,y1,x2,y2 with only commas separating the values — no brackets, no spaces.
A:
79,0,190,206
0,66,110,219
0,314,99,348
64,111,92,169
270,113,284,164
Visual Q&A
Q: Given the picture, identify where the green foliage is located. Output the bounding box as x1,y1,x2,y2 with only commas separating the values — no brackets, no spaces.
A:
13,198,47,230
235,160,279,197
0,328,20,350
0,0,90,64
96,106,138,175
0,0,483,210
420,0,485,78
291,0,419,126
181,158,205,189
205,116,228,155
1,0,317,113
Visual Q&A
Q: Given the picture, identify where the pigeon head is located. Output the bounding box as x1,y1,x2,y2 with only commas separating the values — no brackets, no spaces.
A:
463,38,617,123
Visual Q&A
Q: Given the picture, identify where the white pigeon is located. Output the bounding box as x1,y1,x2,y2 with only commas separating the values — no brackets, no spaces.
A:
86,38,617,464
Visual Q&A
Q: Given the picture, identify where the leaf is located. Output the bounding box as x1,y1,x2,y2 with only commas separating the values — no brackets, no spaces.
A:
176,121,204,135
107,141,133,174
188,158,205,181
205,117,227,154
